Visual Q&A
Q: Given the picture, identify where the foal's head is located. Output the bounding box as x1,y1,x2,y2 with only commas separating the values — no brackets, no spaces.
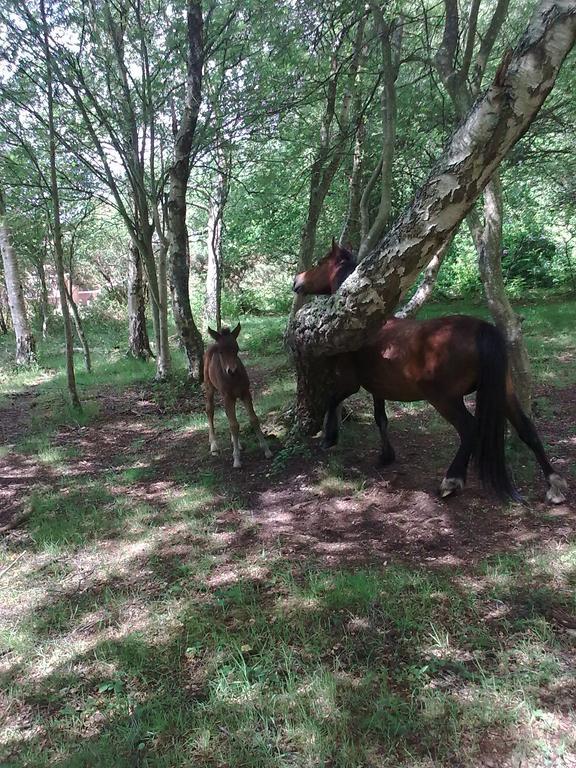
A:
293,238,356,296
208,324,242,376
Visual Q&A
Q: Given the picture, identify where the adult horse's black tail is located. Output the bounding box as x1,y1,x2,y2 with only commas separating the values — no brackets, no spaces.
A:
475,323,520,501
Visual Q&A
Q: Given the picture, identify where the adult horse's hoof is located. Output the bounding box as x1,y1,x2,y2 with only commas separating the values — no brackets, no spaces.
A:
264,448,273,459
379,447,396,466
546,473,568,504
439,477,464,498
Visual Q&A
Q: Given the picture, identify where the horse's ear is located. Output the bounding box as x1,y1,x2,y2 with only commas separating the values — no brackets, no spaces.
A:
331,236,338,254
231,323,241,339
208,327,220,341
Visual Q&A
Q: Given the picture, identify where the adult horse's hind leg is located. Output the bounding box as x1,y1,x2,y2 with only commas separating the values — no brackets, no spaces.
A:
429,396,477,498
506,393,567,503
373,397,395,465
223,395,242,468
205,383,219,455
242,393,272,459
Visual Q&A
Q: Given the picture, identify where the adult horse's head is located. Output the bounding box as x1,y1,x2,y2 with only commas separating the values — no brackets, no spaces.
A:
293,238,356,296
208,323,241,376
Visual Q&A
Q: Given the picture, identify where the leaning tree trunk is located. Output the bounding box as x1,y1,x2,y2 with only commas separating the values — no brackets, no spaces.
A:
167,0,205,381
0,190,36,365
288,1,576,430
41,0,80,408
127,243,153,360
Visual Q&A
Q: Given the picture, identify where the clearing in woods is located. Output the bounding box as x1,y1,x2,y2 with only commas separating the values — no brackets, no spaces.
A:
0,300,575,768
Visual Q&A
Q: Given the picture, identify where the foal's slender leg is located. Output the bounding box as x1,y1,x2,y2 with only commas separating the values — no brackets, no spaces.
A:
205,383,219,455
506,393,567,504
429,396,477,497
223,395,242,468
242,393,272,459
373,397,395,465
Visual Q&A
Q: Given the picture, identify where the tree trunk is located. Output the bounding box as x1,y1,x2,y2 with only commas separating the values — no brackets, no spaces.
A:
469,177,532,411
127,243,153,360
157,238,171,378
65,284,92,373
339,107,364,249
138,225,171,380
357,8,401,262
288,1,576,357
0,296,7,334
41,0,80,408
395,240,453,319
205,179,224,330
292,18,366,315
434,0,531,408
0,190,36,365
166,0,205,381
37,256,50,339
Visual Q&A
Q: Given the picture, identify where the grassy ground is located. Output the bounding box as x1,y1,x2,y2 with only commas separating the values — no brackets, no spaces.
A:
0,298,575,768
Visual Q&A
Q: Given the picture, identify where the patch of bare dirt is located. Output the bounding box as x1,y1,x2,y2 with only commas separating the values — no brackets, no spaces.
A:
0,376,574,572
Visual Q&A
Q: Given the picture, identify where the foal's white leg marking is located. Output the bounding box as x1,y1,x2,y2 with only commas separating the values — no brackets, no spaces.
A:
440,476,465,498
546,473,568,504
231,431,242,468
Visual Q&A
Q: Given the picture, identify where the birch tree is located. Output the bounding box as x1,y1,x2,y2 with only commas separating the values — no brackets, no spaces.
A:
0,188,36,365
288,0,576,431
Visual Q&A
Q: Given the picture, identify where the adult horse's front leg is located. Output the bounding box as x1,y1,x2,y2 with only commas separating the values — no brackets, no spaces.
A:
430,396,477,498
506,394,568,503
223,395,242,468
242,393,272,459
373,397,395,465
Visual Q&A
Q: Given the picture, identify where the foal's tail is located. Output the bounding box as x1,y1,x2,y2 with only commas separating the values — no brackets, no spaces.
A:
475,323,520,501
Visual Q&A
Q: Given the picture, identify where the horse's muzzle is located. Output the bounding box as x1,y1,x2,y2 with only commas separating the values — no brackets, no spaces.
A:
293,275,305,293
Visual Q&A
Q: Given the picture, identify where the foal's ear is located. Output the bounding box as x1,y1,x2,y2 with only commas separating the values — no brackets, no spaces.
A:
331,236,338,254
208,327,220,341
231,323,241,339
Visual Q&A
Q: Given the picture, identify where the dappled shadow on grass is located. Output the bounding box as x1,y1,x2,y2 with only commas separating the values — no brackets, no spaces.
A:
1,357,575,766
2,543,576,767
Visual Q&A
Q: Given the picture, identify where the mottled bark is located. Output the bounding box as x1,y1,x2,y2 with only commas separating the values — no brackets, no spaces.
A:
127,243,152,360
167,0,204,381
288,1,576,360
0,190,36,364
41,0,80,408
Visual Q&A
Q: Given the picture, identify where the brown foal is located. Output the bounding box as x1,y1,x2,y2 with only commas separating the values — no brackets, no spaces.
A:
204,324,272,468
293,240,568,504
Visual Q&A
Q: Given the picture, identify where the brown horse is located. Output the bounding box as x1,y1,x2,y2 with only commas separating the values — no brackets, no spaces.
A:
293,240,567,504
204,324,272,468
